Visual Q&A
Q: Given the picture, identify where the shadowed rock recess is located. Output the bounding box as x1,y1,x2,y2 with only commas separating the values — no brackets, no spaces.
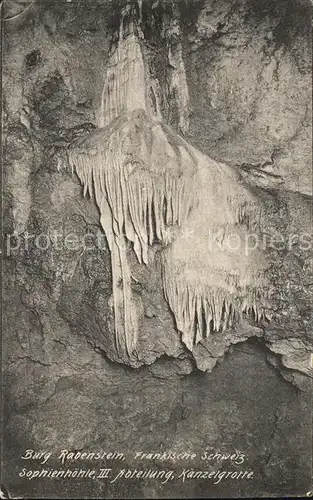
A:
2,0,312,498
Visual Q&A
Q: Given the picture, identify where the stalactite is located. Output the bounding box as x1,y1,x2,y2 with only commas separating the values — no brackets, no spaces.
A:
69,110,197,259
70,116,268,354
99,9,146,128
69,6,269,357
161,147,268,350
162,265,267,352
69,109,197,354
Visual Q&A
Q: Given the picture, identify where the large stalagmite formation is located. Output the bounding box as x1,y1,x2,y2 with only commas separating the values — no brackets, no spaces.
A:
68,6,269,357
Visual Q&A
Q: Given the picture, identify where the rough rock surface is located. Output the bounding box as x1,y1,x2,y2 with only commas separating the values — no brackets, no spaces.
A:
2,0,312,498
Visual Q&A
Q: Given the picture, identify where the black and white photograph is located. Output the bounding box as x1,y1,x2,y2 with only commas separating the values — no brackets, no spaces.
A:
1,0,312,497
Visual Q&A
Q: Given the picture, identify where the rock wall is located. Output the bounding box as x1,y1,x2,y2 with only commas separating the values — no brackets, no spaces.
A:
2,0,312,498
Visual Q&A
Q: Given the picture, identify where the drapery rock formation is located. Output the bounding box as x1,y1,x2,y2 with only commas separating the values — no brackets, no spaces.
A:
2,0,312,498
68,9,269,359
